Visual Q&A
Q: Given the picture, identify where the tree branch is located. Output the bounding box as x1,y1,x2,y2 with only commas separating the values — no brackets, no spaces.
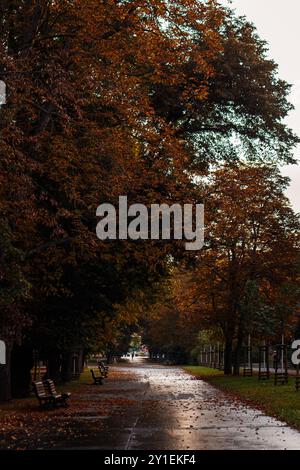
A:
25,237,73,259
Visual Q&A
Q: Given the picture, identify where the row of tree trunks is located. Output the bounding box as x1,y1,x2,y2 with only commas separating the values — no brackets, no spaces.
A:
47,351,61,382
0,346,85,402
47,350,85,382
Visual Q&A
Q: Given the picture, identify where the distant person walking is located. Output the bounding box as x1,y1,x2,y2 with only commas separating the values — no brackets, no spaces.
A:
131,352,134,360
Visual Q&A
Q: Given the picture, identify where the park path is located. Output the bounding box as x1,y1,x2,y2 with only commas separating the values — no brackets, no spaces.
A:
62,358,300,450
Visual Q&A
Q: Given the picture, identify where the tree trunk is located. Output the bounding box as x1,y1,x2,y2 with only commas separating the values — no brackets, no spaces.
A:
224,338,233,375
78,350,84,372
0,341,12,402
233,334,244,376
61,352,73,382
11,344,33,398
47,351,61,382
106,351,113,364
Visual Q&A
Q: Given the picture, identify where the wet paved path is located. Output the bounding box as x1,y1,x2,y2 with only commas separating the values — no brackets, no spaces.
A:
65,358,300,450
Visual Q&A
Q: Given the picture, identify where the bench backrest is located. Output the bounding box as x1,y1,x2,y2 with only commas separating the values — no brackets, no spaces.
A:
98,362,108,371
45,379,57,396
33,381,48,398
98,361,108,367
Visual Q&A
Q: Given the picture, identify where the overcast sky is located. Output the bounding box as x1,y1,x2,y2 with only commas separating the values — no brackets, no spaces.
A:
221,0,300,212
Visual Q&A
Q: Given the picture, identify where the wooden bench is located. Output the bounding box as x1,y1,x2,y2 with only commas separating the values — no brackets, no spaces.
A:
243,367,253,377
97,366,108,378
258,370,270,380
44,379,71,406
33,381,54,408
274,372,288,386
98,361,109,377
90,369,103,385
33,380,71,408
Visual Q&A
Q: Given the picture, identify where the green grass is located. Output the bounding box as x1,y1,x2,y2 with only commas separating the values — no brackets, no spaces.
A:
183,366,300,431
63,369,92,389
184,366,224,377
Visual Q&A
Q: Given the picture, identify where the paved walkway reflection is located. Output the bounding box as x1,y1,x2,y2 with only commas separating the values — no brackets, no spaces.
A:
68,358,300,450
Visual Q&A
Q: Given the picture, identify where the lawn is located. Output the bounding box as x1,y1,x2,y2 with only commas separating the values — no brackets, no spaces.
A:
183,366,300,431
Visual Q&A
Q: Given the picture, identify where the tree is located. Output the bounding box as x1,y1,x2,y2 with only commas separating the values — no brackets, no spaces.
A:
142,273,201,362
180,165,300,374
151,9,299,167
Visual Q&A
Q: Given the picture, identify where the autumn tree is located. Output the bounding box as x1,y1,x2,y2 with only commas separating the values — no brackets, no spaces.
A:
180,165,300,374
0,0,222,396
142,273,201,362
143,166,299,372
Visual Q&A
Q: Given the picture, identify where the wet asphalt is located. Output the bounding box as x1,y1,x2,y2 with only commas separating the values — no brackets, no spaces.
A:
62,358,300,450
